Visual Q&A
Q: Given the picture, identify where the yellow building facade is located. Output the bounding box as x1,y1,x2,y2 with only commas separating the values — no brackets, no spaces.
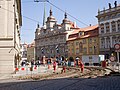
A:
67,25,99,60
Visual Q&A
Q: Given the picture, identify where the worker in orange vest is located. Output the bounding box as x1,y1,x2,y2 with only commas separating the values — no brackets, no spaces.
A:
78,60,84,73
53,61,57,73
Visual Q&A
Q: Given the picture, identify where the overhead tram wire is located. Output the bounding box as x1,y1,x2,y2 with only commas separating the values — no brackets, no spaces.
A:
0,5,42,24
22,1,33,3
34,0,89,27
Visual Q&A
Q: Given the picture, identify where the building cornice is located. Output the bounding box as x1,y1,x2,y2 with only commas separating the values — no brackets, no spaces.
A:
0,38,13,40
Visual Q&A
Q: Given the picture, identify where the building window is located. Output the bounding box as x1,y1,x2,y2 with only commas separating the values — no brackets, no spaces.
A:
76,42,79,45
94,46,97,54
117,20,120,32
111,21,116,32
100,17,104,21
62,47,65,53
93,38,96,43
79,42,83,53
101,38,105,48
83,47,87,54
89,47,92,53
100,23,104,34
83,39,86,44
76,48,79,54
79,32,83,36
72,49,74,54
113,37,117,46
105,22,110,33
105,16,110,20
106,38,110,48
89,38,92,43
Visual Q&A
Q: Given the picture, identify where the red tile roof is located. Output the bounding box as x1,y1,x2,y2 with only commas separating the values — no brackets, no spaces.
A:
67,24,98,41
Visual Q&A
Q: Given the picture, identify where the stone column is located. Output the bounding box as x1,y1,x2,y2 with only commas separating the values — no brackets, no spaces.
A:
110,36,113,48
99,24,101,34
104,23,106,33
99,38,102,49
109,22,112,33
115,21,118,32
104,37,107,48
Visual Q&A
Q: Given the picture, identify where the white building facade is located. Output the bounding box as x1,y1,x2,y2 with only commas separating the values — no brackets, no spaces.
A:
35,9,77,60
20,43,27,62
0,0,22,74
96,1,120,60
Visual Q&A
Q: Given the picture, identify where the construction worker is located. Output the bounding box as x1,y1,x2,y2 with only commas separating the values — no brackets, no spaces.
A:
53,61,57,73
78,60,84,73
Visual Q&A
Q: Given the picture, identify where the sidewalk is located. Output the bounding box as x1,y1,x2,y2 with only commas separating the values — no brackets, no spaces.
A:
0,74,13,80
0,65,61,80
12,65,61,78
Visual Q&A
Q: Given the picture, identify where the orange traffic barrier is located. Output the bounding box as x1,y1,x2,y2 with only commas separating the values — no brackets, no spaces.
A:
21,67,25,70
34,66,37,69
15,68,19,71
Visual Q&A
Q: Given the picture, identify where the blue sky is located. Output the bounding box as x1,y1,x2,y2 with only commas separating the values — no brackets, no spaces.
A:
21,0,119,44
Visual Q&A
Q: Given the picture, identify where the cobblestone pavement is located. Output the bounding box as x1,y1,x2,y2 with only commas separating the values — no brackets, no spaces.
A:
0,76,120,90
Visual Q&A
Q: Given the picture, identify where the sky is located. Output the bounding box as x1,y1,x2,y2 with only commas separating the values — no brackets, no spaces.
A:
21,0,120,44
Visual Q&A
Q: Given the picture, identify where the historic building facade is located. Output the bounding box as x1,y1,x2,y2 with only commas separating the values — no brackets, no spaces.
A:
67,25,99,61
35,9,78,60
20,43,27,62
27,42,35,62
0,0,22,74
96,1,120,60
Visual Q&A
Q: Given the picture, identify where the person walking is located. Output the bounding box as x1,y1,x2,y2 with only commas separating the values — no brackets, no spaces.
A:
53,61,57,73
62,61,66,73
78,60,84,73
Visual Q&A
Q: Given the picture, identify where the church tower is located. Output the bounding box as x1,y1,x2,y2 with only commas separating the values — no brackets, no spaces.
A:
46,8,57,30
61,12,71,31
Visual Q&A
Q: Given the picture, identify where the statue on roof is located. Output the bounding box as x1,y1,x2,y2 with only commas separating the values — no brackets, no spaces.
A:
114,1,117,7
109,3,111,9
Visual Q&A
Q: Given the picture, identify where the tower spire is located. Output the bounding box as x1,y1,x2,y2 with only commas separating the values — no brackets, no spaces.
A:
43,2,46,26
65,12,67,19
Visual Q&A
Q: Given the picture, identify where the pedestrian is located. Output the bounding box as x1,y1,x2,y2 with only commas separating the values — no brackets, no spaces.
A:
61,61,66,73
78,60,84,73
53,61,57,73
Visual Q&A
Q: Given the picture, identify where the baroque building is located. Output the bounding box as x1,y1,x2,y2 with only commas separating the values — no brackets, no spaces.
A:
67,25,99,65
96,1,120,60
35,9,78,61
0,0,22,74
